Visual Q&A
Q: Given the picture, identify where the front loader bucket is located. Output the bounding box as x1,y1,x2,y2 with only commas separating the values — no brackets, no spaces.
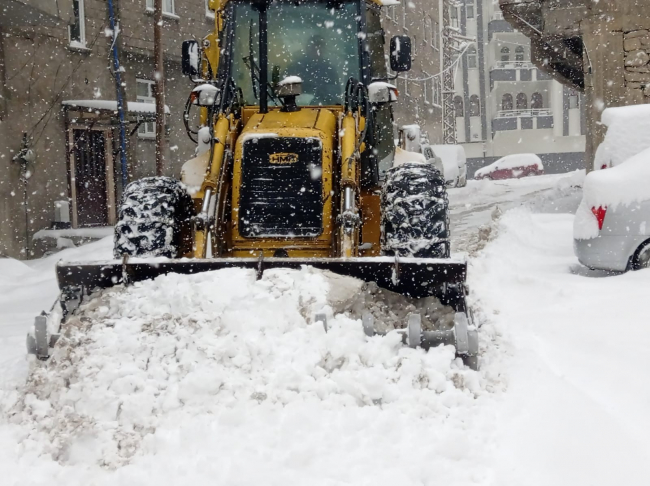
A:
56,256,467,303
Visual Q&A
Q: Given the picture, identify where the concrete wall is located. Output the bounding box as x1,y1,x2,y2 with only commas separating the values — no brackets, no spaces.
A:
0,0,215,258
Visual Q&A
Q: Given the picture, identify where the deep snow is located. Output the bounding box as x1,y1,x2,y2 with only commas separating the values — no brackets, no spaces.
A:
2,172,650,485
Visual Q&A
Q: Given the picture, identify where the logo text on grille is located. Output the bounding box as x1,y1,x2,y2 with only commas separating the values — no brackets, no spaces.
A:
269,152,299,165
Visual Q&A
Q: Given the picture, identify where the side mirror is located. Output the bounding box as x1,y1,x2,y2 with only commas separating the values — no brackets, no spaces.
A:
390,36,412,73
182,40,201,78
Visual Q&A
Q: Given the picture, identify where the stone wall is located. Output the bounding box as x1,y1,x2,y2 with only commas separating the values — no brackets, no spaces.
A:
624,29,650,100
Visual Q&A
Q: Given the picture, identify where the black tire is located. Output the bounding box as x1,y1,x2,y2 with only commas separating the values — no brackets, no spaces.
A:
114,177,194,259
381,162,450,258
630,239,650,271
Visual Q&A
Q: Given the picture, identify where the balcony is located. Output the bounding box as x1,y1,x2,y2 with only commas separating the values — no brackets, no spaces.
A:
490,63,552,88
496,109,551,118
492,109,554,133
494,61,534,69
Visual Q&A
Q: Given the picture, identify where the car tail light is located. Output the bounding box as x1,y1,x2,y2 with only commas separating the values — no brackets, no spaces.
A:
591,206,607,230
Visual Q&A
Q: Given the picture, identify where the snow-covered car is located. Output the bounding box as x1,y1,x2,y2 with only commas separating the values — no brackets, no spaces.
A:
429,144,467,187
574,146,650,272
474,154,544,180
593,104,650,170
420,142,445,176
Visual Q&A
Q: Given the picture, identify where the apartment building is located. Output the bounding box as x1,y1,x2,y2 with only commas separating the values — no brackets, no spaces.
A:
452,0,586,176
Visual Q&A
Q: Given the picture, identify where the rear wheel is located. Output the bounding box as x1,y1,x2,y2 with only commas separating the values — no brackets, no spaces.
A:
630,240,650,270
381,163,450,258
114,177,194,258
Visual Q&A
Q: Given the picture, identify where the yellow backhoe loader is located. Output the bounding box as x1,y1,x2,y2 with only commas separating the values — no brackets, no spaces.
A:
29,0,478,368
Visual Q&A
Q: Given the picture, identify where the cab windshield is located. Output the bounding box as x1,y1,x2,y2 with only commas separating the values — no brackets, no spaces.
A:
226,0,362,107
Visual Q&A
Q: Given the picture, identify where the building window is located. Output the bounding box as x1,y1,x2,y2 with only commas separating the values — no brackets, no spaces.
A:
454,95,464,117
385,5,397,23
516,93,528,110
423,17,430,46
500,47,510,62
433,78,442,107
136,79,156,138
469,95,480,116
424,76,430,105
69,0,86,48
568,91,579,109
146,0,176,16
502,93,513,111
466,3,475,19
532,92,544,109
432,20,439,50
515,46,525,62
467,46,477,69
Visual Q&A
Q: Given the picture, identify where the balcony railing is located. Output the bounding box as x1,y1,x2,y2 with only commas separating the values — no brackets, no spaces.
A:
493,61,534,69
496,109,552,118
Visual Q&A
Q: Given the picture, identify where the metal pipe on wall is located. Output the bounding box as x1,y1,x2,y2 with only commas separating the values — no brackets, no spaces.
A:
106,0,129,190
154,0,166,175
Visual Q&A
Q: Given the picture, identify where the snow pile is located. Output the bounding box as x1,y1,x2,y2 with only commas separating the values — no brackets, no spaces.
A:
575,146,650,239
471,208,650,484
475,154,543,179
2,267,497,485
594,104,650,170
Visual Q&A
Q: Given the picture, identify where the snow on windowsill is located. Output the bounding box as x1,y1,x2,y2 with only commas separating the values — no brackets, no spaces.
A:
33,227,114,241
62,100,171,115
68,41,91,53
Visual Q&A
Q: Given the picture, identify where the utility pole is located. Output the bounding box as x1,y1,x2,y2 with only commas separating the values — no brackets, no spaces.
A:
442,0,457,144
153,0,165,176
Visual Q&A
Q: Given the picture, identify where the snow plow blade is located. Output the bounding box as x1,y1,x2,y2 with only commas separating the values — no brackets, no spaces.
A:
30,256,477,370
55,256,467,300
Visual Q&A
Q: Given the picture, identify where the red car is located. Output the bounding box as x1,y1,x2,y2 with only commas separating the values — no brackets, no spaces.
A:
474,154,544,180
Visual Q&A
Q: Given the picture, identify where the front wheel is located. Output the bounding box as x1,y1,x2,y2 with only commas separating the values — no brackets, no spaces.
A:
114,177,194,259
381,162,450,258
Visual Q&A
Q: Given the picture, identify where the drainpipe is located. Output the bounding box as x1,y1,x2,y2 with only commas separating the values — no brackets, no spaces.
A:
107,0,129,191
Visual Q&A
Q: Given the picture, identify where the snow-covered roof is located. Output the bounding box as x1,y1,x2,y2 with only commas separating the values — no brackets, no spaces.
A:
62,100,171,115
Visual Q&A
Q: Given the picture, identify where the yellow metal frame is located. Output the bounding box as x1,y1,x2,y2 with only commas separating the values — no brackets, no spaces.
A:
195,0,384,260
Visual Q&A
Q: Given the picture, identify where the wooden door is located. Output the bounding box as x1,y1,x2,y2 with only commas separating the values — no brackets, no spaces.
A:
73,129,108,227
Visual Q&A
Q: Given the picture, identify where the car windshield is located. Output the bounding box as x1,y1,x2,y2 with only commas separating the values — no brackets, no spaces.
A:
228,0,362,107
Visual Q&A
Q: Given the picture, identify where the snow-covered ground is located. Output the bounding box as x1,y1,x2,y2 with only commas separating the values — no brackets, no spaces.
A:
2,172,649,484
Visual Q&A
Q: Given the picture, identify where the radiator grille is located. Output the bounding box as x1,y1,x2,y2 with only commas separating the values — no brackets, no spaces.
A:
239,137,323,238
